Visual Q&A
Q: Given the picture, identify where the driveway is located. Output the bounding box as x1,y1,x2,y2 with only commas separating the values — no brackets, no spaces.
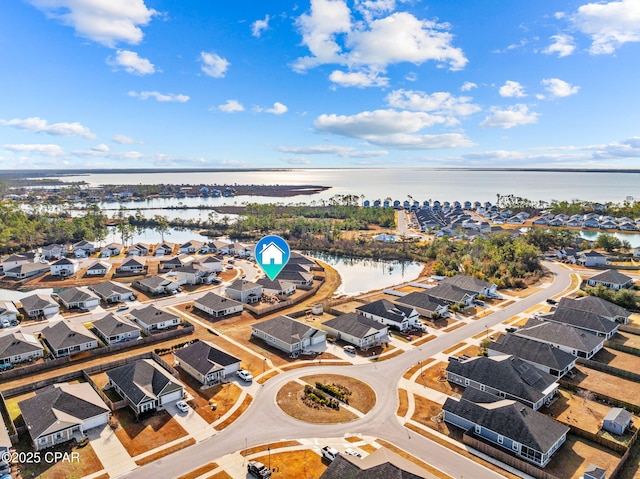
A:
165,400,212,442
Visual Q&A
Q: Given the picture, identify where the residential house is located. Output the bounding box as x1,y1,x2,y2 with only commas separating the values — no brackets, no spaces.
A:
1,253,31,272
634,246,640,258
514,319,604,359
116,257,145,274
557,296,630,324
18,383,110,450
194,292,243,318
210,240,231,254
584,219,601,229
532,217,549,225
132,275,177,295
173,340,241,387
127,242,150,256
57,287,100,310
4,262,49,279
600,220,618,230
422,283,475,308
322,313,389,349
129,305,181,333
602,408,632,435
251,315,326,354
578,250,608,267
50,257,79,277
442,388,569,467
586,269,634,290
584,464,607,479
445,355,558,410
0,331,44,366
159,256,184,271
178,240,204,254
101,243,124,257
106,359,185,415
92,313,141,345
20,293,59,318
89,281,135,303
288,251,318,267
154,242,176,256
441,275,498,297
85,260,111,276
548,218,564,227
173,263,216,285
41,243,65,260
197,256,223,273
539,307,618,339
356,299,421,332
320,446,436,479
488,334,576,378
618,221,637,231
72,240,95,257
40,321,99,357
276,269,313,286
255,277,296,296
566,219,582,227
0,300,19,323
226,279,263,304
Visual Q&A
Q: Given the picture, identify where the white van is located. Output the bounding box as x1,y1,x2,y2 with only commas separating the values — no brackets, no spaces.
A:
343,345,356,354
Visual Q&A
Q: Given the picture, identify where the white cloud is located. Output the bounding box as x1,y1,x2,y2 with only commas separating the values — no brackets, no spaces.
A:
282,157,312,165
4,143,65,156
542,34,576,57
255,102,288,115
493,39,527,53
365,133,475,149
200,52,230,78
252,15,270,37
461,81,477,91
329,69,389,88
385,90,481,121
276,145,388,158
541,78,580,98
571,0,640,54
28,0,157,48
499,80,526,98
128,91,190,102
0,116,96,139
354,0,396,22
112,134,140,144
107,50,155,75
92,143,110,152
216,100,245,113
480,104,539,129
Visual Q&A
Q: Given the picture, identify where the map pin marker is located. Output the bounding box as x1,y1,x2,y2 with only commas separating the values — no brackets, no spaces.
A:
255,235,291,280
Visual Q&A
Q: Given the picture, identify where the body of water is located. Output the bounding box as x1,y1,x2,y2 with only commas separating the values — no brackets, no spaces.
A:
579,230,640,248
307,252,423,296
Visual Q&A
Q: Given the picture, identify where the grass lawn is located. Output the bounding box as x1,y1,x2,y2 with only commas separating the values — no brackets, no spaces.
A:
442,342,466,355
419,362,462,396
113,409,189,457
214,394,252,431
397,389,409,417
545,435,622,479
276,381,358,424
176,369,242,424
252,449,327,479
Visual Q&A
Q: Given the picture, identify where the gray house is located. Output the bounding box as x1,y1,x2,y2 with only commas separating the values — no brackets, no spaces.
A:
322,313,389,349
356,299,421,331
89,281,135,303
251,315,326,354
558,296,630,324
586,269,634,290
539,307,618,339
0,331,44,366
514,319,605,359
441,275,497,297
577,250,607,267
602,407,632,435
226,279,263,304
443,388,569,467
129,305,181,333
40,321,99,357
173,340,241,387
20,293,59,318
92,313,141,345
57,287,100,310
394,292,449,318
194,292,243,318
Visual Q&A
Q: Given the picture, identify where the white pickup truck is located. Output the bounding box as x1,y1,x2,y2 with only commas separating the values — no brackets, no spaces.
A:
321,446,340,462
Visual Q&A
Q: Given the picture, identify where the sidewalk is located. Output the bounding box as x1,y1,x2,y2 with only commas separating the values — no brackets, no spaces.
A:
87,424,136,478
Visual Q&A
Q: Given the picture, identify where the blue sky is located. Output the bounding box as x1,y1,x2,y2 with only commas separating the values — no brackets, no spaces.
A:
1,0,640,169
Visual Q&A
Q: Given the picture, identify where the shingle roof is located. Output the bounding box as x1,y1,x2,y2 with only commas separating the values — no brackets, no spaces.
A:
395,292,448,313
255,277,296,291
443,388,569,453
559,296,629,319
0,331,43,359
515,319,603,353
173,340,240,376
252,315,324,345
86,261,110,271
18,383,109,440
57,287,98,305
130,305,179,326
40,321,98,350
106,359,183,405
227,279,262,291
20,293,58,312
446,355,557,405
320,447,436,479
6,263,49,275
275,270,313,283
588,269,633,285
120,257,145,268
135,275,171,290
488,334,575,372
92,313,140,337
196,292,242,311
544,307,618,336
604,407,632,427
441,275,493,293
89,281,133,298
323,312,388,340
356,299,416,324
424,283,474,303
52,257,76,266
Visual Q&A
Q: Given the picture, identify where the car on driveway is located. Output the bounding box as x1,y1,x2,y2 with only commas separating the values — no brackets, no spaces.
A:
321,446,340,462
237,369,253,382
344,448,362,458
343,345,356,354
247,461,271,478
176,400,189,413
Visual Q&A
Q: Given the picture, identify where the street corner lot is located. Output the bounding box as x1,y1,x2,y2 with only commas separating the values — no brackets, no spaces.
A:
420,361,464,397
112,408,189,457
411,394,453,437
545,434,622,479
566,365,640,410
250,449,328,479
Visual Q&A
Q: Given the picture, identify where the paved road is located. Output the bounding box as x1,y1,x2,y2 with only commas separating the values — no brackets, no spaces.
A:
121,261,571,479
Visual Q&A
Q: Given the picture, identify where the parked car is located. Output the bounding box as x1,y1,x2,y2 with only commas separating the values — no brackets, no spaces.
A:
473,299,485,306
505,327,517,333
321,446,340,462
237,369,253,382
344,448,362,458
247,461,271,478
546,298,558,305
343,345,356,354
176,400,189,413
117,305,129,311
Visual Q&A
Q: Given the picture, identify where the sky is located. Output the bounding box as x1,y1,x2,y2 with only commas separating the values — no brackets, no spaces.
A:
1,0,640,170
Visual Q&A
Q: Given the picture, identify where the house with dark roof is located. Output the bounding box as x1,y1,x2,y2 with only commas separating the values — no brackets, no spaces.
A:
101,242,123,257
92,313,141,345
423,283,475,308
50,257,79,276
18,382,110,450
40,321,99,357
178,240,204,254
4,262,50,279
117,256,146,273
441,275,497,297
355,299,421,332
173,340,241,387
226,279,263,304
275,269,313,286
1,253,31,271
89,281,135,303
85,260,111,276
539,307,618,339
129,305,181,333
442,388,569,467
514,319,604,359
255,277,296,296
127,242,150,256
584,464,607,479
0,331,44,366
173,263,216,285
488,334,576,378
20,293,59,318
577,250,608,267
106,359,185,415
194,292,243,318
394,291,449,318
159,256,184,271
602,407,632,435
322,313,389,349
251,315,326,354
197,255,223,273
57,287,100,310
132,275,177,295
0,300,19,323
586,269,634,290
446,355,559,410
154,242,176,256
320,446,437,479
72,240,95,258
558,296,630,324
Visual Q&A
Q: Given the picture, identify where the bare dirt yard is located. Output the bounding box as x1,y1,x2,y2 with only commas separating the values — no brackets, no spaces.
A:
567,365,640,408
251,449,327,479
176,369,243,424
591,347,640,372
420,362,463,397
543,388,614,434
545,435,622,479
607,331,640,352
113,408,189,457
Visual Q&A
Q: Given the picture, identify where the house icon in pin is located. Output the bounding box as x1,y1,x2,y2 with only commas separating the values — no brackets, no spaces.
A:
260,241,285,265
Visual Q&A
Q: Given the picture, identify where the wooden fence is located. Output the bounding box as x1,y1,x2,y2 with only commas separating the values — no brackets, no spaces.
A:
244,277,326,317
559,380,640,414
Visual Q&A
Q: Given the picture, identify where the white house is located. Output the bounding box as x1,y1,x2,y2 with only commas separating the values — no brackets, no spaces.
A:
101,243,124,257
260,241,285,265
117,256,146,274
226,280,263,304
355,299,421,332
173,340,241,386
154,242,175,256
0,300,19,324
92,313,141,345
50,257,79,277
56,287,100,310
40,321,99,357
72,240,95,258
85,260,111,276
129,305,181,333
194,292,243,318
322,313,389,349
20,294,60,318
41,244,65,260
634,246,640,258
0,331,44,366
251,315,326,354
578,250,608,267
586,269,634,290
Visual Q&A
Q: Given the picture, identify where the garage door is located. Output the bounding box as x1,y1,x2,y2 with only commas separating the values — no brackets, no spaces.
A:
160,389,183,405
83,413,108,431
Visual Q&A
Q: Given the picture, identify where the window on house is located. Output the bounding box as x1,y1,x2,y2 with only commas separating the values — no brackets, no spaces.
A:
497,435,503,444
474,425,481,434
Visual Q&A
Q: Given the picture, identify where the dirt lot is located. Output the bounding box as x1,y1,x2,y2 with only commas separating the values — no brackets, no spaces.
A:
608,331,640,351
411,395,450,435
329,299,368,314
176,369,243,424
420,362,463,397
591,347,640,372
113,408,189,457
567,365,640,408
395,285,428,294
543,389,615,434
545,435,622,479
251,449,327,479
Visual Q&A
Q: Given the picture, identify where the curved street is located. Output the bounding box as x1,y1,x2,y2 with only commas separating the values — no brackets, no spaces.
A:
120,261,571,479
